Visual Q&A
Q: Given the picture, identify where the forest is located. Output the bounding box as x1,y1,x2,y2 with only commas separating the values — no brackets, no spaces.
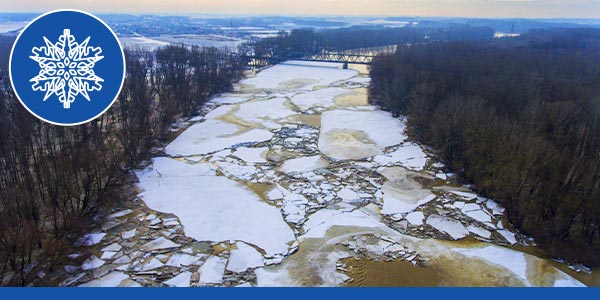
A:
247,24,495,61
369,28,600,266
0,37,244,286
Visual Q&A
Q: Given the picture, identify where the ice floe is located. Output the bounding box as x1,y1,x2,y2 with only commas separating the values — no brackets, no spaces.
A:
136,158,296,256
165,119,273,156
79,232,106,246
227,242,265,273
199,256,227,285
426,215,469,240
279,155,328,174
232,147,269,163
142,237,180,251
406,211,425,226
319,109,407,160
81,256,105,271
234,97,297,129
378,167,436,214
302,209,388,239
373,143,428,171
290,87,353,111
163,271,192,287
80,272,129,287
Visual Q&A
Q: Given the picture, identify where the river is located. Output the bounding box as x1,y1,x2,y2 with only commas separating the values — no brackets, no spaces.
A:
69,61,596,287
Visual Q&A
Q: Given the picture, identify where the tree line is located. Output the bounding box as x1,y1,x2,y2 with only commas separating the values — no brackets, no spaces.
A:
369,28,600,266
245,25,495,61
0,38,244,286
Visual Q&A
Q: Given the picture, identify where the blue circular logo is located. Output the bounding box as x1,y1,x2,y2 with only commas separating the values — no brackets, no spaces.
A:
9,10,125,126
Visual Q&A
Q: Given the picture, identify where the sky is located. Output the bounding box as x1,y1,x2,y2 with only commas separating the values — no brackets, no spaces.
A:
0,0,599,18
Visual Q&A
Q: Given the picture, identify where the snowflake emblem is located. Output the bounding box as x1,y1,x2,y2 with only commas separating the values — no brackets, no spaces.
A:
29,29,104,109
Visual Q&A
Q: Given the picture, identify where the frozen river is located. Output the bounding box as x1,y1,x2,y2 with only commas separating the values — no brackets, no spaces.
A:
73,61,588,287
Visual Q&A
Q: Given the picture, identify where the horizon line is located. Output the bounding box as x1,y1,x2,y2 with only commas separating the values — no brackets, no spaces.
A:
0,11,599,21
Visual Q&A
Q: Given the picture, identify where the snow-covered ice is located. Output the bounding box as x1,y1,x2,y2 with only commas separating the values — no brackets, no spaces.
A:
290,87,352,111
163,271,192,287
210,94,252,105
227,242,265,273
135,258,163,272
426,215,469,240
279,155,328,174
378,167,436,214
199,256,227,285
498,229,518,245
454,246,528,284
465,209,492,223
302,209,388,239
81,256,105,271
450,191,478,200
136,158,296,256
406,211,425,226
166,254,202,267
165,119,273,156
373,143,428,171
142,237,180,251
234,97,297,129
467,225,492,239
80,232,106,246
80,272,129,287
232,147,269,163
319,109,407,160
241,61,356,91
121,229,136,240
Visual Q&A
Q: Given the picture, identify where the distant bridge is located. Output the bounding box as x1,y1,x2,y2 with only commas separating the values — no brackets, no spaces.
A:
243,52,376,69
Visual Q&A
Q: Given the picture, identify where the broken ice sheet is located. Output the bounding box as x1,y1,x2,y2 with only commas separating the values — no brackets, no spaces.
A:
232,147,269,164
319,109,407,160
279,155,329,174
498,229,518,245
166,253,203,267
337,187,361,203
373,143,428,171
121,229,136,239
233,97,297,130
79,232,106,246
80,272,130,287
290,87,353,111
163,271,192,287
426,215,469,240
108,209,132,219
227,242,264,273
81,256,105,271
199,256,227,285
405,211,425,226
165,119,273,157
142,237,180,251
467,225,492,239
136,157,296,257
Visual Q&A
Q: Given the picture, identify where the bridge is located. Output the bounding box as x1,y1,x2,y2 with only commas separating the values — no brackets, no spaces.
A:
243,52,376,69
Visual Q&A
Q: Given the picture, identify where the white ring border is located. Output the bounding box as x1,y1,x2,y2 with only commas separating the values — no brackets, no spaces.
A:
8,9,126,127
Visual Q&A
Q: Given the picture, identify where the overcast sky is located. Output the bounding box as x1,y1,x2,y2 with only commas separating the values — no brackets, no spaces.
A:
0,0,599,18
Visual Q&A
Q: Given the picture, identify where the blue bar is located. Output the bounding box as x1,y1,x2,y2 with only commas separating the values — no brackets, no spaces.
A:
0,287,599,299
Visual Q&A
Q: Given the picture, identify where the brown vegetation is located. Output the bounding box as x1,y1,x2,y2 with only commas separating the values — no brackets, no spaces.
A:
0,39,244,286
